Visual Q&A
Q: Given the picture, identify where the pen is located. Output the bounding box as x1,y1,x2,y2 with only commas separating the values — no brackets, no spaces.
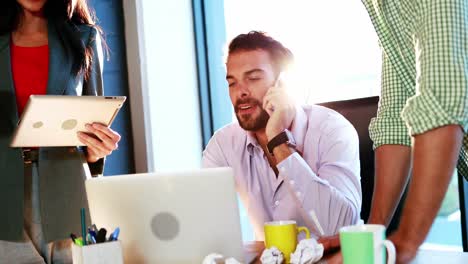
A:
87,233,96,244
89,224,98,233
81,208,87,246
109,227,120,241
70,233,77,244
96,228,107,243
89,229,97,242
75,238,84,247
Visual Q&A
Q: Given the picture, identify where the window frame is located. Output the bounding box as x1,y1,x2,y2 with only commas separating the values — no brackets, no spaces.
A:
192,0,232,147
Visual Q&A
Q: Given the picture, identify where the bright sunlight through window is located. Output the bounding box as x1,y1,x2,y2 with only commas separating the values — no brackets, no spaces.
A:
224,0,381,104
224,0,463,249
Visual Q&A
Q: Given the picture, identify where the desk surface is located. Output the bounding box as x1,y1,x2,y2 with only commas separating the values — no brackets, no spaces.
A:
411,250,468,264
244,241,468,264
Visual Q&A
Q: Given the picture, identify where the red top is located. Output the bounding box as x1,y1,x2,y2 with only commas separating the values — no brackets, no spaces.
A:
11,43,49,115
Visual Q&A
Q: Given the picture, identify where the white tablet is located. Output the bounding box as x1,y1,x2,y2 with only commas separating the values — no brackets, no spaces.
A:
10,95,126,147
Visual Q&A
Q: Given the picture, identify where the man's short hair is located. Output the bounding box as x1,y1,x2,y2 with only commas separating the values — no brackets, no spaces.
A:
227,31,294,72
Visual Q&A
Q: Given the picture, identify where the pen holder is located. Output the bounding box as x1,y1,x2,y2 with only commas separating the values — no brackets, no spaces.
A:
72,240,124,264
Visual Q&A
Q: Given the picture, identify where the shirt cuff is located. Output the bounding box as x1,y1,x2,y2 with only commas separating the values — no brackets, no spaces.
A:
88,158,104,176
369,116,412,149
82,147,105,176
276,152,327,202
402,93,468,136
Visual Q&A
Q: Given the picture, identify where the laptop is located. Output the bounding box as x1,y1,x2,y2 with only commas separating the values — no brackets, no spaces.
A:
85,167,245,264
10,95,126,147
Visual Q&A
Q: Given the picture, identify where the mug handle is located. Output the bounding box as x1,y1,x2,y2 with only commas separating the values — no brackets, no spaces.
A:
383,239,396,264
297,226,310,239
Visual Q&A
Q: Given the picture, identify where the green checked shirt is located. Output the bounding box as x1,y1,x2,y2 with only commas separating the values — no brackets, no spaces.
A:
363,0,468,180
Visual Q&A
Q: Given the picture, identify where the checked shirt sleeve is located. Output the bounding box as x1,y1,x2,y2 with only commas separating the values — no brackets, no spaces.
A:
401,1,468,135
369,51,412,149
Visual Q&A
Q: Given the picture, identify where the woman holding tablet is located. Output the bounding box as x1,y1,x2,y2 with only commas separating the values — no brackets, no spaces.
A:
0,0,121,262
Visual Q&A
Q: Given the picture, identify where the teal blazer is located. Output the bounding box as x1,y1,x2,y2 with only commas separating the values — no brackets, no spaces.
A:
0,21,105,242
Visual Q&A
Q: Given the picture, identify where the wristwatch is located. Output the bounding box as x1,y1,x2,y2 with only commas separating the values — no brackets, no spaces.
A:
267,129,297,155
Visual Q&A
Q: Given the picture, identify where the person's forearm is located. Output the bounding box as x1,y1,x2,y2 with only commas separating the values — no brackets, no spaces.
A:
272,143,295,163
276,151,361,235
396,125,463,247
368,145,411,226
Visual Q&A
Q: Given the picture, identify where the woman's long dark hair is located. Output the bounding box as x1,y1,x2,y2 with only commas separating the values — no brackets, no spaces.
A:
0,0,105,78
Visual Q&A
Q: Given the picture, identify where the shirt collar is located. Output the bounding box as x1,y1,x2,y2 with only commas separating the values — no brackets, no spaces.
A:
246,131,261,155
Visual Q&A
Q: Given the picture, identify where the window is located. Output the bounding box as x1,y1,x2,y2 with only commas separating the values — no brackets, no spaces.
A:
222,0,464,248
223,0,382,242
125,0,203,171
125,0,467,247
224,0,381,104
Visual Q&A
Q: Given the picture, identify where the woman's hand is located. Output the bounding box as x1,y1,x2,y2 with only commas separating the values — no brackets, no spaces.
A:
77,123,121,163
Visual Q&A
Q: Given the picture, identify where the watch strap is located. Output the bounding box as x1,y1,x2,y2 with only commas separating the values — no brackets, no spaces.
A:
267,130,295,155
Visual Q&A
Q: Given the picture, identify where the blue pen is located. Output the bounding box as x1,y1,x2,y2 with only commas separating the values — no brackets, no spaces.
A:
109,227,120,241
87,233,96,244
88,229,97,242
89,224,98,233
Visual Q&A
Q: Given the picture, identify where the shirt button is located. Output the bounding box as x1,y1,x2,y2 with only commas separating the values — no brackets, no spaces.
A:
274,200,280,206
280,167,286,173
296,191,301,197
290,180,295,185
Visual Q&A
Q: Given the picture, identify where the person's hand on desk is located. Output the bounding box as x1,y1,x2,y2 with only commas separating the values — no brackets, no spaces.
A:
318,235,343,264
77,123,121,163
318,235,340,253
388,232,418,264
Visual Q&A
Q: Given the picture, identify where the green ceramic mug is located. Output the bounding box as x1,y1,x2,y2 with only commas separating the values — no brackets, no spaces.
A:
340,224,395,264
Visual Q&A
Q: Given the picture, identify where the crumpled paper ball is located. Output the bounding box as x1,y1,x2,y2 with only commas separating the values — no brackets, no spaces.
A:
203,253,224,264
225,258,243,264
202,253,242,264
260,246,284,264
290,239,324,264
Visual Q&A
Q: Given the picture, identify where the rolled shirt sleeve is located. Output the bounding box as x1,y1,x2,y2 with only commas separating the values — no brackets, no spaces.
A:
369,51,413,149
363,0,468,181
402,0,468,135
277,120,362,235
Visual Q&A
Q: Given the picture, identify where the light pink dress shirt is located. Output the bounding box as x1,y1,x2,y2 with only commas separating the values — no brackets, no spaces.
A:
202,105,362,239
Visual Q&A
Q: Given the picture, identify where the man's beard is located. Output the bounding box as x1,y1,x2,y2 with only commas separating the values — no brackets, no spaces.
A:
234,98,269,131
